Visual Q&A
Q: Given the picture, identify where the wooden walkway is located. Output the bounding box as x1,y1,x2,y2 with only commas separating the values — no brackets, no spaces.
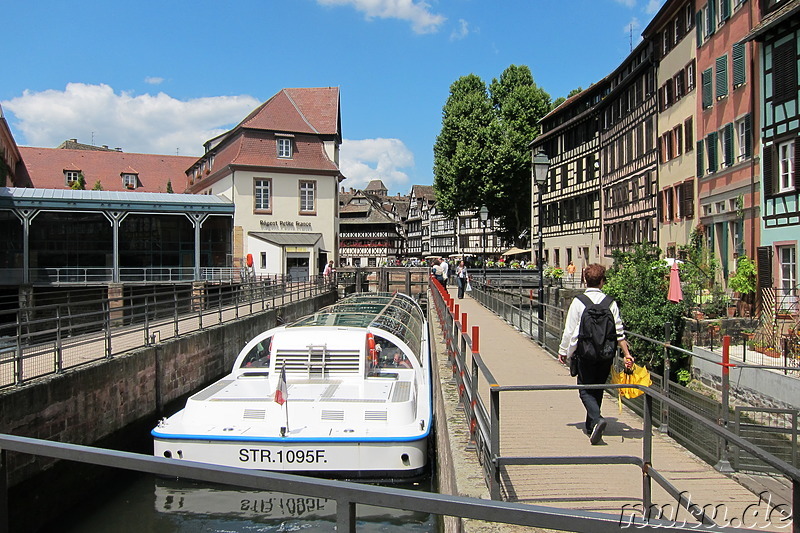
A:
436,287,793,531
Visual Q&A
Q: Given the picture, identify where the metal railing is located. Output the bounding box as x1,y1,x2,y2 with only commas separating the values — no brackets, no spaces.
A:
0,275,337,389
0,432,746,533
430,279,800,530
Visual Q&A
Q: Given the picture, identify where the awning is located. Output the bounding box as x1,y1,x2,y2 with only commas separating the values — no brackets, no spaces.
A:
249,232,322,247
501,247,531,256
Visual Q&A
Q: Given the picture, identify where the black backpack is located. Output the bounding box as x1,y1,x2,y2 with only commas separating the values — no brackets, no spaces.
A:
575,294,618,362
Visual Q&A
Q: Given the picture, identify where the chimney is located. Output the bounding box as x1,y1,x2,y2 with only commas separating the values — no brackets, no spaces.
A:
70,138,77,143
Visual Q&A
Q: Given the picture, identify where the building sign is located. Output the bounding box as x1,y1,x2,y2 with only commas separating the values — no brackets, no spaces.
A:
286,247,309,253
260,220,313,231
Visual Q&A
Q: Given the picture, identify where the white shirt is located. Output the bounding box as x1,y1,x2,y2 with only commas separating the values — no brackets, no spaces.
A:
441,260,449,278
558,288,626,358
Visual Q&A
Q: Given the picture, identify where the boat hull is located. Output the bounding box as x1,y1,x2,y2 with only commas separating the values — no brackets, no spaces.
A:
153,435,428,479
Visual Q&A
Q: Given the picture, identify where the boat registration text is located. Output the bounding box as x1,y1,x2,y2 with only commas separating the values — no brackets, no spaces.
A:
239,448,327,464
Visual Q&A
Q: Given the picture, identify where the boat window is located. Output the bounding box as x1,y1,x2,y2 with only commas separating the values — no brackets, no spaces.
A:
241,337,272,369
375,337,413,369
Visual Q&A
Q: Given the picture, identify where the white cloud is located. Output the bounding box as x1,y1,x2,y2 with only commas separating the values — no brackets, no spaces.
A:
2,83,260,156
144,76,165,85
613,0,636,7
339,138,414,194
645,0,663,14
450,19,470,41
317,0,446,34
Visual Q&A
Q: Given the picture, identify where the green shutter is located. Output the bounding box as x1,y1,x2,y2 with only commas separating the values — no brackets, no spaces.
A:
708,1,716,35
696,11,703,46
763,146,773,197
732,42,746,87
721,0,731,21
716,55,728,98
702,68,713,108
707,132,718,173
697,140,705,177
724,123,734,166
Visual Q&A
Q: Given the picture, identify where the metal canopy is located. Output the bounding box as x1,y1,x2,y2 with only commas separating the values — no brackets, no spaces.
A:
288,292,425,359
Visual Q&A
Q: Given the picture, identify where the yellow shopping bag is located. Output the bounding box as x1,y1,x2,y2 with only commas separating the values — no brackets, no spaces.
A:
611,363,652,407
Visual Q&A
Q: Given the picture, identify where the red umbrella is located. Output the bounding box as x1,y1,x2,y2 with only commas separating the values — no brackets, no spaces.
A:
667,262,683,303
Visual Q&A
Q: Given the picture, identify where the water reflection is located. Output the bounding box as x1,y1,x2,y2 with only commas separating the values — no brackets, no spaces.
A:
57,474,436,533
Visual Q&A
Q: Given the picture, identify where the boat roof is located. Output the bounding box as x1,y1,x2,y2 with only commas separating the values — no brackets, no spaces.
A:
288,292,425,356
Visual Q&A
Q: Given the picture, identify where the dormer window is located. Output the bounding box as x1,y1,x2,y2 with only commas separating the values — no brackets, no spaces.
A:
277,137,293,158
122,173,138,190
64,170,80,186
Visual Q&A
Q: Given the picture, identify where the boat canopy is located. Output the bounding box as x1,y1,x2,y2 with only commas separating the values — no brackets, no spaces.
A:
288,292,425,359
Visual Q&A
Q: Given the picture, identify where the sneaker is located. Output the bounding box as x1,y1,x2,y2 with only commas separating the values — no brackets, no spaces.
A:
589,418,606,445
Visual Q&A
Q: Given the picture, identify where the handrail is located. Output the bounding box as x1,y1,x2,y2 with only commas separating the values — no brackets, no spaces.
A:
429,279,799,531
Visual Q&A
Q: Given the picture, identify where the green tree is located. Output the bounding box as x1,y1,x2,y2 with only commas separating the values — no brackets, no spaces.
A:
551,87,583,109
92,180,103,191
433,65,552,246
166,180,174,193
70,172,86,190
604,244,688,376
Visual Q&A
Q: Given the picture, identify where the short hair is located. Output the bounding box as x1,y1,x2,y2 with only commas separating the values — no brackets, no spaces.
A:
584,264,606,288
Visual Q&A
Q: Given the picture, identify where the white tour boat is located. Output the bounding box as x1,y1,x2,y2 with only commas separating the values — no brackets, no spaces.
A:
152,292,432,480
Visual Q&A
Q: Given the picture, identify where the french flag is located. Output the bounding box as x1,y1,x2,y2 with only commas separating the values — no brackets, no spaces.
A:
274,362,288,406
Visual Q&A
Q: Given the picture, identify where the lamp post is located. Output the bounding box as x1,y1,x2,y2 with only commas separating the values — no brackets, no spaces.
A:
532,149,550,344
479,205,489,280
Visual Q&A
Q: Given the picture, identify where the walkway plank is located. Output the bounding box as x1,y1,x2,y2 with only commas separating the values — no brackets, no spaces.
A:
439,288,791,531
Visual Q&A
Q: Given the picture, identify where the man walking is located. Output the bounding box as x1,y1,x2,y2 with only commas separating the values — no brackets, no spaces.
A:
558,263,633,444
440,258,449,287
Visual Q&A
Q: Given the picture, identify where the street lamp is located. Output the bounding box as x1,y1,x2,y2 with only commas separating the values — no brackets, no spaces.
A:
478,205,489,280
532,149,550,344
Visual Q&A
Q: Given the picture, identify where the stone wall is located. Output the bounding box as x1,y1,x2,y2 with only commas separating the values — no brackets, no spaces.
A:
0,291,337,487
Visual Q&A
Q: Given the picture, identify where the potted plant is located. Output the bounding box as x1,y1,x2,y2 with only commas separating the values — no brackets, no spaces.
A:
729,255,757,316
741,328,756,342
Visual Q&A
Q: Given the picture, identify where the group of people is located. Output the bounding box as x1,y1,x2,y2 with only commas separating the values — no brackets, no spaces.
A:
430,258,472,299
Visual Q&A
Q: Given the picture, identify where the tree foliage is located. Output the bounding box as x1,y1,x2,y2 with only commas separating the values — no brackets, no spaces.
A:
433,65,552,246
603,244,688,375
70,173,86,190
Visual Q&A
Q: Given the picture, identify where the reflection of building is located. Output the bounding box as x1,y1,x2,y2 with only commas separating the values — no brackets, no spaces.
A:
338,181,407,267
186,87,343,280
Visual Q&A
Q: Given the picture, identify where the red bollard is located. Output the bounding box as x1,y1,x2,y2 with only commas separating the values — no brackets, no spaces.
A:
461,312,468,332
472,326,480,354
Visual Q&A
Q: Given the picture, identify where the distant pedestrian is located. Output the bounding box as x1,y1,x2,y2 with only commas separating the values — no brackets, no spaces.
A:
441,258,450,287
558,264,633,445
567,261,577,286
323,260,335,278
431,259,444,285
456,261,469,298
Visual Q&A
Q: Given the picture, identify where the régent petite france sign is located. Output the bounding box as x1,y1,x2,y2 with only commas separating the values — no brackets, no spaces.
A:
259,220,313,231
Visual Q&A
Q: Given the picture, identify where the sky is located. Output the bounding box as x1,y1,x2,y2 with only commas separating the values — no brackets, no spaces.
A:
2,0,666,196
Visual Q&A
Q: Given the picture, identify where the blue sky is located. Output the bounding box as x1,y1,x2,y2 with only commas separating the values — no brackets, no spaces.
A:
2,0,665,195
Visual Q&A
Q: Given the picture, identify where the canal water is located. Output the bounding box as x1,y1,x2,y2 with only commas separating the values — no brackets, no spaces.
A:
50,472,437,533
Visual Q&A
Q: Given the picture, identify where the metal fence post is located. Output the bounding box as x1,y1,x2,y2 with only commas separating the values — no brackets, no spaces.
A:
55,306,63,373
336,498,356,533
642,392,653,517
715,335,734,473
104,300,112,358
0,449,7,533
144,296,151,344
661,323,671,434
489,385,501,500
173,285,179,338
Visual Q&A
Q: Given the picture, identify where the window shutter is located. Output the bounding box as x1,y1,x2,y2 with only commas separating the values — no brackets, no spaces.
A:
697,140,705,177
763,145,774,197
732,42,746,87
773,40,797,104
707,132,718,173
658,189,665,221
795,139,800,192
696,11,703,45
684,180,695,219
743,113,752,158
756,246,773,289
724,123,734,166
716,55,728,99
721,0,731,21
702,69,713,108
708,1,716,35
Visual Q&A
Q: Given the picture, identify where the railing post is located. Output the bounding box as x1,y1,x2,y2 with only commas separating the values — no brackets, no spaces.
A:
104,300,112,358
173,285,179,338
715,335,734,473
336,498,356,533
0,449,7,533
642,392,653,517
14,311,21,386
144,296,151,345
660,322,671,434
55,306,63,373
489,385,501,500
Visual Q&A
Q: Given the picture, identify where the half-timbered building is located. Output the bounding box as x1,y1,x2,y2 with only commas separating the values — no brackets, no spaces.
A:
531,83,604,269
598,41,660,258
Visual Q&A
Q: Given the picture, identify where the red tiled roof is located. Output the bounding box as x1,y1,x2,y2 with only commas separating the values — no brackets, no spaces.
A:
239,87,340,136
19,147,197,192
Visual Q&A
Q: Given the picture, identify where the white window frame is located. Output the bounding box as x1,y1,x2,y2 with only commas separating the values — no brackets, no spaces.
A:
65,171,79,185
737,119,747,161
299,180,316,214
254,178,272,212
778,245,797,313
122,173,137,189
277,138,292,158
778,140,795,193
